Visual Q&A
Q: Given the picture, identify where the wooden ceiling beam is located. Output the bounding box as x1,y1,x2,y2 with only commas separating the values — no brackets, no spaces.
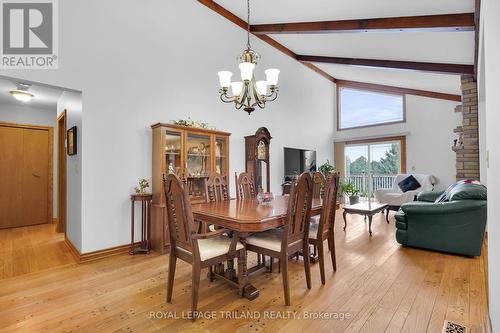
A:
296,55,474,75
250,13,475,34
197,0,336,83
336,80,461,102
198,1,464,101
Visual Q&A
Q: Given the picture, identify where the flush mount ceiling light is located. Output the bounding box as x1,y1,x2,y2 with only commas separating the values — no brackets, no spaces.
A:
217,0,280,115
10,83,34,102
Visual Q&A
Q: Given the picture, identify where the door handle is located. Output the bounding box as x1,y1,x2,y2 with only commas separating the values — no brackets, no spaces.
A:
32,173,41,178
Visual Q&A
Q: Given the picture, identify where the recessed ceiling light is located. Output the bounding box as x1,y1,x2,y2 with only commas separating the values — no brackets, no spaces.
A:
9,83,34,102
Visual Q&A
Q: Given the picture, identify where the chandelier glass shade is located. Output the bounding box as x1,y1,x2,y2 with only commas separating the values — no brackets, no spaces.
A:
217,0,280,114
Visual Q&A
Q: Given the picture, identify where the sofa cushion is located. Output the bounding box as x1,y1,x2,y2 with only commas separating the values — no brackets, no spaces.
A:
448,183,487,201
435,179,484,203
398,175,421,193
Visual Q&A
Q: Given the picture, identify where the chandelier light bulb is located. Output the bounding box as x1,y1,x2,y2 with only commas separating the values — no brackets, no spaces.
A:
265,68,280,87
231,81,244,96
239,62,255,82
217,71,232,88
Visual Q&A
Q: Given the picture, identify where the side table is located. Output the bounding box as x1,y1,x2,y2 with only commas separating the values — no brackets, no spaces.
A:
130,193,153,254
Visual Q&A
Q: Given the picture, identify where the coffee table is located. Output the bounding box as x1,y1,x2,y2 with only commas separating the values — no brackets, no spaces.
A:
343,201,389,235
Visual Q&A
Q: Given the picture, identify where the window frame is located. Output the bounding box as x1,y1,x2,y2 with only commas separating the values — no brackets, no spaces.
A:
336,84,407,131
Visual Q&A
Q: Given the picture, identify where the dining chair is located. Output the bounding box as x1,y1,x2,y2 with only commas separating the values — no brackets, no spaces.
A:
163,174,245,321
235,172,256,199
245,172,314,305
312,171,326,200
204,172,232,275
205,172,230,202
308,172,340,284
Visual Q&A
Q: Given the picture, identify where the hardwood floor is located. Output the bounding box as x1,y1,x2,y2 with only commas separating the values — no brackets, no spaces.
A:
0,212,489,332
0,223,75,279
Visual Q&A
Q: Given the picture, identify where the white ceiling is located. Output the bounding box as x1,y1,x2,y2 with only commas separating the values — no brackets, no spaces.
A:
0,76,64,110
215,0,474,24
213,0,475,94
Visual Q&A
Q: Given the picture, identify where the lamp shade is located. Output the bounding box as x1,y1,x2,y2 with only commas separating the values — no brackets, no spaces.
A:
265,68,280,86
239,62,255,81
217,71,232,88
231,81,243,97
256,81,268,96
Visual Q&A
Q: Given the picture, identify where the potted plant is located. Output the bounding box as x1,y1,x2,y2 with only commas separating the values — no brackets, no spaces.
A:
318,160,335,177
340,182,360,205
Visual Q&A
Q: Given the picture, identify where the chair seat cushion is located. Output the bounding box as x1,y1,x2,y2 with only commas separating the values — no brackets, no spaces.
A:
246,229,283,252
179,236,243,261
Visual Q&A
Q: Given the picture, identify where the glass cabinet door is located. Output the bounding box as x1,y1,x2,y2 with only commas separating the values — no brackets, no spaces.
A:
186,133,211,202
215,136,227,176
165,130,182,176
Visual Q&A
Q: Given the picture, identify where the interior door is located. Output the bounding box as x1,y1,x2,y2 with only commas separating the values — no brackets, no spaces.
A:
0,126,24,228
0,124,50,228
22,128,49,226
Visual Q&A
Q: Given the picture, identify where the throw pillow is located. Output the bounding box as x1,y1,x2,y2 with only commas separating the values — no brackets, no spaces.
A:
434,179,483,203
398,175,421,193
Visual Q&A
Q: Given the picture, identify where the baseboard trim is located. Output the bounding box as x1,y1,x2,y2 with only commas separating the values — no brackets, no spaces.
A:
64,237,140,263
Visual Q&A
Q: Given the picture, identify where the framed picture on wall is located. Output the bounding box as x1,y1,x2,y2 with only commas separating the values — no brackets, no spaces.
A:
67,126,77,156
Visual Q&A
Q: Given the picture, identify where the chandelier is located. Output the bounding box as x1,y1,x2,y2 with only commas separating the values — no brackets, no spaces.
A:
217,0,280,114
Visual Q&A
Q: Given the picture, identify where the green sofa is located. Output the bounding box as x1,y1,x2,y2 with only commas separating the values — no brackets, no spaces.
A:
395,183,487,256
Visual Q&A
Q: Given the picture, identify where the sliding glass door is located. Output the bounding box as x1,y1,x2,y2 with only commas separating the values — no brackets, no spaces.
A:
344,137,405,196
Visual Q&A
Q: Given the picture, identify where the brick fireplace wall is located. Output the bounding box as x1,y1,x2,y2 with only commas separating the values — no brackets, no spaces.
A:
453,75,480,180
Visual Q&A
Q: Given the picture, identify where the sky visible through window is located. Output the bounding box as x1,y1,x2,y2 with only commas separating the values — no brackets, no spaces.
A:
339,87,404,129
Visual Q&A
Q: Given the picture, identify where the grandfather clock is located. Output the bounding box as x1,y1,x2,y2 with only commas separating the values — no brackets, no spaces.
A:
245,127,272,192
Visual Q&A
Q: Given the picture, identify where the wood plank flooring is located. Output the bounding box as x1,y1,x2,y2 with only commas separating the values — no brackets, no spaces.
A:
0,223,75,279
0,211,489,333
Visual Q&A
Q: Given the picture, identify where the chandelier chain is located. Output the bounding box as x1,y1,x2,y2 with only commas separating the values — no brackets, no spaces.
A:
246,0,251,49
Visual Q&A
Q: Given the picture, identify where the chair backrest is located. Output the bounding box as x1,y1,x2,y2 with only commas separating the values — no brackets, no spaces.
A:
312,172,326,199
235,172,256,199
205,172,230,202
285,172,314,245
317,173,340,238
163,174,196,253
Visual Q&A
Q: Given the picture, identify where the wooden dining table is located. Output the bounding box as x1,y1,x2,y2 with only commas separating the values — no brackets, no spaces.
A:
191,195,322,300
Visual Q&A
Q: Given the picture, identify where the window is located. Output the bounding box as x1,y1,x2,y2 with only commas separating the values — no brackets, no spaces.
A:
338,86,405,130
342,136,406,195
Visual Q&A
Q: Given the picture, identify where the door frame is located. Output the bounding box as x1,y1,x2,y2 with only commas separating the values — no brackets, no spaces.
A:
56,111,67,234
0,122,53,225
344,135,407,174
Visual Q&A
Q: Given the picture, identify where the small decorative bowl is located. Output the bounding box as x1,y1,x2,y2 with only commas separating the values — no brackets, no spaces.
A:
257,192,274,205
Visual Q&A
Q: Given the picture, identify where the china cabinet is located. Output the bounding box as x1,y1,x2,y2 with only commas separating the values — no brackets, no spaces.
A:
150,123,230,253
245,127,271,193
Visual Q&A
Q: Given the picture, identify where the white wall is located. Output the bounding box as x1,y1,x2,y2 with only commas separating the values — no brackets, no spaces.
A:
57,92,83,250
0,103,57,218
482,0,500,330
0,0,334,253
333,94,461,191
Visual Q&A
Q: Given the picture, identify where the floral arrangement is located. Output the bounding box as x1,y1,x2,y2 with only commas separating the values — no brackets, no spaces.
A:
172,118,215,130
134,178,150,195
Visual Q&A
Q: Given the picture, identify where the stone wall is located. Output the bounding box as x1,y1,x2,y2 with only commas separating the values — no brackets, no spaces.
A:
453,75,480,180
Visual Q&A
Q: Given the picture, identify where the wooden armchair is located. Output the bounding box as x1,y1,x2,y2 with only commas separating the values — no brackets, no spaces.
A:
308,172,339,284
245,172,314,305
163,174,245,321
235,172,256,199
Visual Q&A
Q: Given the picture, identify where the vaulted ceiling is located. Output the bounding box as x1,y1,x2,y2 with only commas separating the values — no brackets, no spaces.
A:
200,0,478,100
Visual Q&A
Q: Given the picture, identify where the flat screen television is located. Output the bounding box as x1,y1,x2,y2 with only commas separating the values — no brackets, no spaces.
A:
284,147,317,179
